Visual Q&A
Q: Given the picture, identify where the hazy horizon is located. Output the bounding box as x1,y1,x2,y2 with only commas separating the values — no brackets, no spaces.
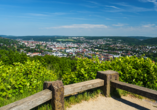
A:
0,35,155,38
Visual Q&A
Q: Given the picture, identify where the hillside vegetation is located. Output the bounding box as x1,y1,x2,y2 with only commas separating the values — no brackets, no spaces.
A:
0,52,157,107
140,37,157,45
0,37,18,51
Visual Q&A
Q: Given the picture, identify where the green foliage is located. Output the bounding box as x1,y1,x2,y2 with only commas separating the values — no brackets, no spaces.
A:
1,52,157,109
30,55,77,80
62,56,157,90
64,88,102,109
62,57,100,84
110,55,157,90
0,37,19,51
0,49,28,65
140,37,157,45
0,59,57,102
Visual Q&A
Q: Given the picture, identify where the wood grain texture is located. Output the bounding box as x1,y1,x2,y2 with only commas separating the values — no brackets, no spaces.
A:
44,80,64,110
0,79,104,110
111,80,157,100
64,79,104,96
0,89,52,110
97,71,119,97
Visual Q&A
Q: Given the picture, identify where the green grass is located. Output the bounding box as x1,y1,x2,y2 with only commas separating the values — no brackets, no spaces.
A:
32,100,52,110
111,88,148,100
64,88,103,109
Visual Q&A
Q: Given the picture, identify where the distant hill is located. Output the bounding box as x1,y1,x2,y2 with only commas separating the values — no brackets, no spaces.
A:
139,37,157,45
105,37,140,45
1,35,156,45
1,36,61,42
0,36,19,51
126,36,153,40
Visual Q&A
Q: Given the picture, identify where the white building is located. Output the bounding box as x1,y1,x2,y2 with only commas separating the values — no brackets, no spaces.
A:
66,49,74,53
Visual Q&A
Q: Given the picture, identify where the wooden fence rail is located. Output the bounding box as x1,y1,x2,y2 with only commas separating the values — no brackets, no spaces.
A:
64,79,104,96
111,80,157,101
0,79,104,110
0,70,157,110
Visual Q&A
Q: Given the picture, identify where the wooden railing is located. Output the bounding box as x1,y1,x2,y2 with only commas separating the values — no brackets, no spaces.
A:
111,80,157,100
0,70,157,110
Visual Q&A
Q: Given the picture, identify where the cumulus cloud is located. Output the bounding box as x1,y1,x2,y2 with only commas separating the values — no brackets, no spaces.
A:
47,24,108,29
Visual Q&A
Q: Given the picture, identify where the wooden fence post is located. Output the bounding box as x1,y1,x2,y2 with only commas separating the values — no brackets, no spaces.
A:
43,80,64,110
97,70,119,97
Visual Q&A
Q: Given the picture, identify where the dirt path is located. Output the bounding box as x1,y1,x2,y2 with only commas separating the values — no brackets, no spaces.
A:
67,95,157,110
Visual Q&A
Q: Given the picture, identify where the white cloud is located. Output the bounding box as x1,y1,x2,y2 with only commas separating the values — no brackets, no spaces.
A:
46,24,108,29
105,5,119,9
139,0,157,11
142,24,155,27
114,2,153,12
88,1,100,5
83,1,108,8
113,23,127,26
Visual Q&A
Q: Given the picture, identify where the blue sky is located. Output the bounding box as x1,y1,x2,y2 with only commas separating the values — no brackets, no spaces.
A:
0,0,157,37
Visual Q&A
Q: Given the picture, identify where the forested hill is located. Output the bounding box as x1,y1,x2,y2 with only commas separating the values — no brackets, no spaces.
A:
127,36,152,40
85,36,152,45
0,37,19,51
0,36,64,42
139,37,157,45
106,37,140,45
1,35,156,45
83,36,156,45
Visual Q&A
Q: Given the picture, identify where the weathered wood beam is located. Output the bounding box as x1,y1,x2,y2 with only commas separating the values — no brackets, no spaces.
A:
64,79,104,96
97,70,119,97
0,89,52,110
44,80,64,110
111,80,157,101
0,79,104,110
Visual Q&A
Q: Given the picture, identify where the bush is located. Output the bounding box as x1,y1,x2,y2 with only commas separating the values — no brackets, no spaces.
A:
62,56,157,90
0,59,57,101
